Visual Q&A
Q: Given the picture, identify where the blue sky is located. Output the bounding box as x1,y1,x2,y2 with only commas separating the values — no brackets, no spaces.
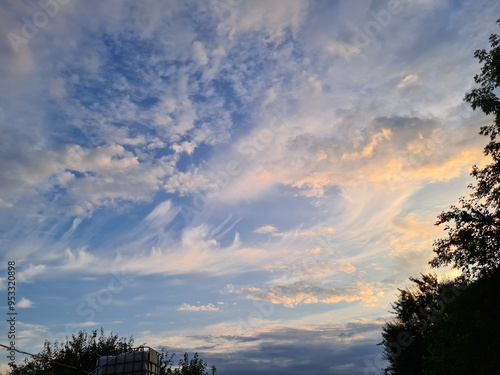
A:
1,0,499,374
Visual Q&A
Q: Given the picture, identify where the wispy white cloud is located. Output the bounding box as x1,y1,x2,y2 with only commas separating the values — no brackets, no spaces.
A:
60,248,94,271
177,303,219,312
397,73,419,89
17,298,34,308
192,41,209,67
18,264,47,283
253,225,278,234
232,281,385,308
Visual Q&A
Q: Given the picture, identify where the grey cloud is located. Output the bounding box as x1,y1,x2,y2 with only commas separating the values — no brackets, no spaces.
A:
162,323,386,375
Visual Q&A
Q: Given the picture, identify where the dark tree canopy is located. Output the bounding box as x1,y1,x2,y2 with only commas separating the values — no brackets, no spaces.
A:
380,270,500,375
379,275,466,375
8,329,134,375
422,269,500,375
169,352,216,375
381,18,500,375
430,18,500,279
7,329,216,375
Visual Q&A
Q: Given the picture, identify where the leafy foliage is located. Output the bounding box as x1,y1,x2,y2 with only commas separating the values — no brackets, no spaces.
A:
381,18,500,375
423,268,500,375
430,18,500,279
8,329,134,375
379,275,466,375
7,329,216,375
166,352,216,375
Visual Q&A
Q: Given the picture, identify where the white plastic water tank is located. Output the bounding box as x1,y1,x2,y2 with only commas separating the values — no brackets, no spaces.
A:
95,347,159,375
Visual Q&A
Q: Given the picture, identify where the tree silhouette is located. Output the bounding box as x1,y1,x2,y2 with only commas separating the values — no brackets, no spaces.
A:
379,275,466,375
431,18,500,279
381,18,500,375
167,352,216,375
8,329,134,375
7,329,216,375
423,269,500,374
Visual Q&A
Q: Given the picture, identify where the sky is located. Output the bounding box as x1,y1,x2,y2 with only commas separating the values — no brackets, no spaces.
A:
0,0,499,374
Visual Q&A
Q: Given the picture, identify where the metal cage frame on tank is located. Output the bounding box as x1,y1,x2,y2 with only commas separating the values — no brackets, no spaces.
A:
95,346,160,375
